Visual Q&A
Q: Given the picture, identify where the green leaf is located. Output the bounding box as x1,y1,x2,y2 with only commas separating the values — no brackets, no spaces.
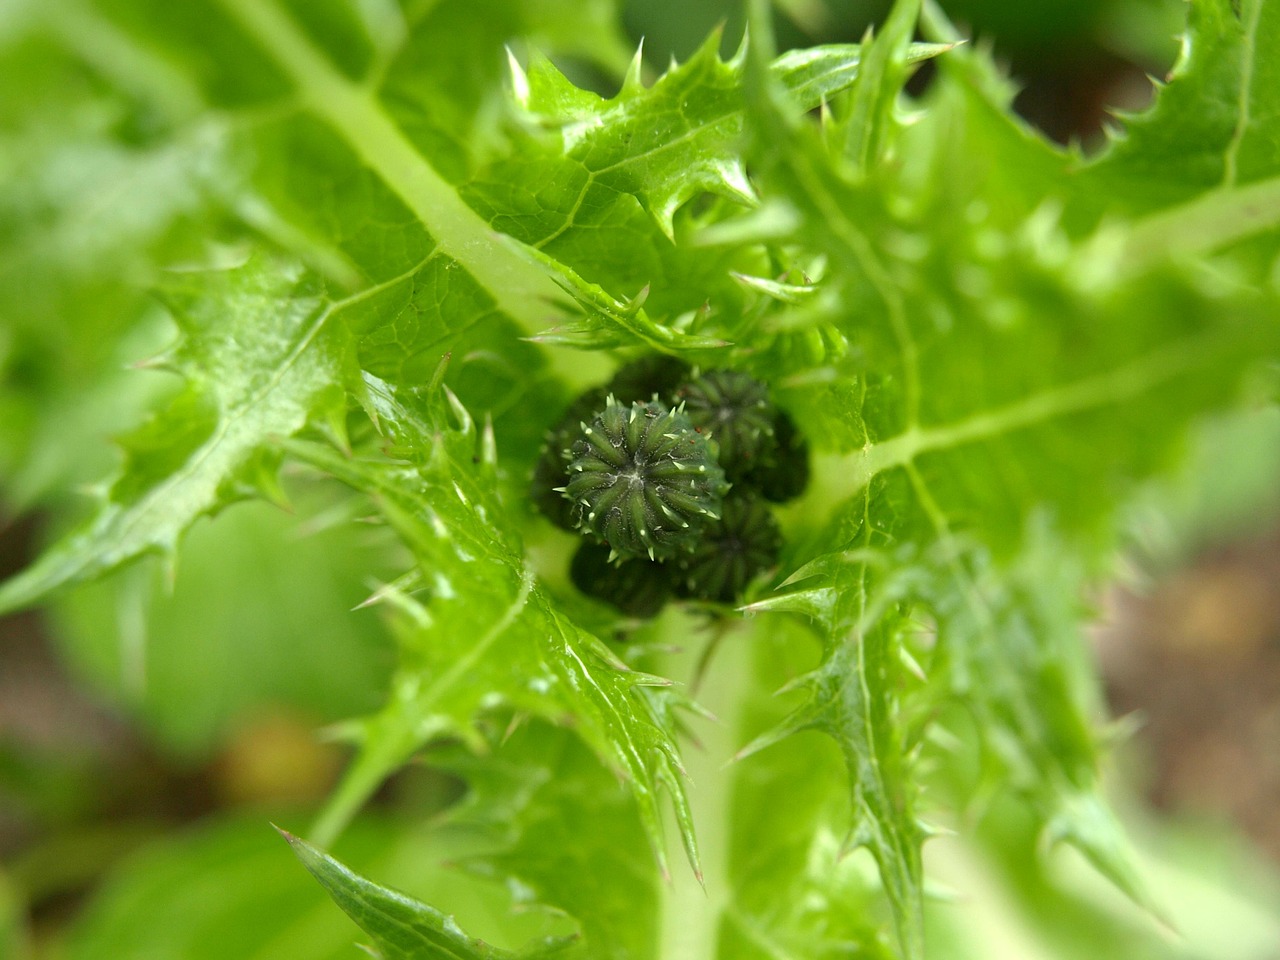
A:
439,725,660,959
921,0,1280,253
744,6,1279,550
523,248,731,351
463,33,948,335
57,816,561,960
285,831,581,960
511,32,946,237
0,254,351,615
916,518,1164,914
719,619,900,959
293,374,698,884
59,818,386,960
48,490,395,758
377,0,633,183
741,495,927,959
1084,0,1280,203
730,0,1279,948
0,869,28,960
0,27,227,508
840,0,923,173
214,0,566,335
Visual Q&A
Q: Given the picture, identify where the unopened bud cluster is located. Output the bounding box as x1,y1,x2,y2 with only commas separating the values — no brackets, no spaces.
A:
531,355,810,618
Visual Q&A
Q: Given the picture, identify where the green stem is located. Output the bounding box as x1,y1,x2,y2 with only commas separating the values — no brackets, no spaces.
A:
658,630,745,959
308,723,421,848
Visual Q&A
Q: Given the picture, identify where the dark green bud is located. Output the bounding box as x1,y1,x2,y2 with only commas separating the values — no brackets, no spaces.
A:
675,492,781,604
562,397,728,561
569,541,673,619
607,354,692,405
675,370,777,481
530,387,608,530
746,410,810,503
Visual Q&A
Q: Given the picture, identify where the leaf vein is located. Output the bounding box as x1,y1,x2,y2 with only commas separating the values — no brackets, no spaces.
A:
1222,0,1263,187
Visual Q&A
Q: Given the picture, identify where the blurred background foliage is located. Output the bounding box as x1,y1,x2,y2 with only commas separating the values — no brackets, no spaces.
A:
1,0,1278,958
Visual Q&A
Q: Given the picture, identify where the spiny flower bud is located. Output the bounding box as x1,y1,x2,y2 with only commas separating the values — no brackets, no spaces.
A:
675,370,777,481
561,397,728,561
531,387,608,530
675,491,781,603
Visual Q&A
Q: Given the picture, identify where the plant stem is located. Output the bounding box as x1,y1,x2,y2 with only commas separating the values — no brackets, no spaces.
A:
657,629,747,959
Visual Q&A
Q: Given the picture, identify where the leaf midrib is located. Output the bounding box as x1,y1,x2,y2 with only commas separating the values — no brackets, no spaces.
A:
1222,0,1264,187
822,327,1239,501
215,0,562,340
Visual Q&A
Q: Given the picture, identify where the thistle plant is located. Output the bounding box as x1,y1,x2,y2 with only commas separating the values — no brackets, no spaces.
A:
1,0,1278,957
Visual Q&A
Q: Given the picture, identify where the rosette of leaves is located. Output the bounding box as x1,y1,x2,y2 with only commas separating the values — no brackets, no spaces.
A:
3,0,1278,958
674,491,783,603
562,397,728,560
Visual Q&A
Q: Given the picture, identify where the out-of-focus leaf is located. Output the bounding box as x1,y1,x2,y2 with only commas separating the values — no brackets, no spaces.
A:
58,817,563,960
0,870,29,960
0,255,352,615
839,0,922,172
741,487,927,958
0,26,226,509
286,831,582,960
728,0,1280,950
378,0,633,183
442,725,660,960
49,489,396,758
1082,0,1280,206
718,618,899,959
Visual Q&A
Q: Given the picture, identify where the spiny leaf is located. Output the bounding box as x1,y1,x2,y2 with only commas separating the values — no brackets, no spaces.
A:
740,526,928,959
723,616,907,957
911,519,1170,919
1083,0,1280,205
840,0,924,172
295,375,699,883
0,255,352,615
435,726,661,959
489,33,949,240
214,0,568,338
283,830,582,960
523,247,731,350
733,0,1278,948
744,4,1280,553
